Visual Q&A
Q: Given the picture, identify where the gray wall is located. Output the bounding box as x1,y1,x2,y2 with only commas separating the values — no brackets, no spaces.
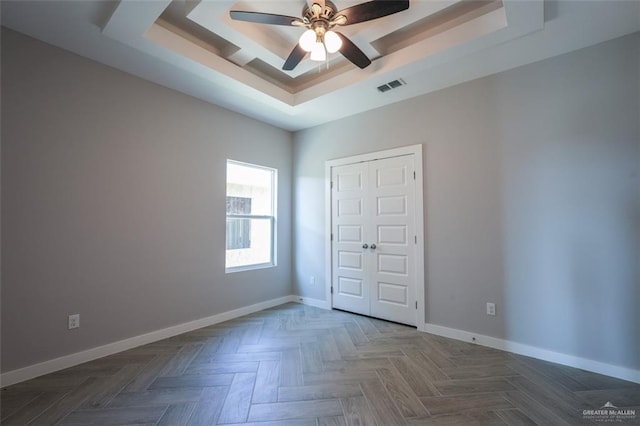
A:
293,33,640,370
2,25,639,375
1,29,293,372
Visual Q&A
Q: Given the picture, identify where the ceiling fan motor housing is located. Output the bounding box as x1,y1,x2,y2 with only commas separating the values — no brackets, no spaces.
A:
302,2,340,40
303,1,338,23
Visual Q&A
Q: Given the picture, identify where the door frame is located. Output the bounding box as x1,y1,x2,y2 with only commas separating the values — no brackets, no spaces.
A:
325,144,425,329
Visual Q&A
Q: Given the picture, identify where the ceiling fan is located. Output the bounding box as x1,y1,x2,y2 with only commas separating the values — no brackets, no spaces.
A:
229,0,409,71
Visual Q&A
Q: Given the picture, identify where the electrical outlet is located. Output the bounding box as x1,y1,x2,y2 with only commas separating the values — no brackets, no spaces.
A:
68,314,80,329
309,276,315,286
486,303,496,316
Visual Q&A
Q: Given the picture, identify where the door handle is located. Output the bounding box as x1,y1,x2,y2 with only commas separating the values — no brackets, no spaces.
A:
370,243,377,250
362,244,369,249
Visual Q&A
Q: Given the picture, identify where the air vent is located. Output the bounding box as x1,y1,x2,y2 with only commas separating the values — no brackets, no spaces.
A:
377,78,406,93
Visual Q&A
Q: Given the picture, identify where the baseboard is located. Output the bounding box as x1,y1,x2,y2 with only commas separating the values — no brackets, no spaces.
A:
0,295,294,387
9,300,633,387
422,322,640,384
293,295,331,310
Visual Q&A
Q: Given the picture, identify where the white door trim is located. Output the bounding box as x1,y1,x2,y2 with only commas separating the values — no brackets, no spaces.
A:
325,144,425,329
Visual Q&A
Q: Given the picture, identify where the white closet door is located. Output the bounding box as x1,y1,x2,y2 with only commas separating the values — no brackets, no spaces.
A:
331,154,417,326
331,162,370,316
368,155,416,326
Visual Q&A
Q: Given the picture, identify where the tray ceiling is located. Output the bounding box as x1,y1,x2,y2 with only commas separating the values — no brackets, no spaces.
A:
2,1,639,130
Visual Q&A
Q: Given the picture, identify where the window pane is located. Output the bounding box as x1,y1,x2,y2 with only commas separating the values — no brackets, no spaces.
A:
226,162,273,216
226,196,251,215
226,216,251,250
225,218,272,269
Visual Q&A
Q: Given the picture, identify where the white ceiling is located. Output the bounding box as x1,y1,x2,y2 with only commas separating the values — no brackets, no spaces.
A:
2,1,639,131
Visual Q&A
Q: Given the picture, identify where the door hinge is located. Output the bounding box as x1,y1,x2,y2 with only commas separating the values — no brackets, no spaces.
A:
413,171,416,180
331,233,334,241
331,287,334,294
415,301,418,309
414,235,417,244
330,181,333,189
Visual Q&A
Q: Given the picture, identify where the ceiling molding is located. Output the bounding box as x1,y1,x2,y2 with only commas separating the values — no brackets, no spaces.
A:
2,0,638,131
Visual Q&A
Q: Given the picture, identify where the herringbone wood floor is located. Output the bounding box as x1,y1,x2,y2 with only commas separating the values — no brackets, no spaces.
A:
2,303,639,425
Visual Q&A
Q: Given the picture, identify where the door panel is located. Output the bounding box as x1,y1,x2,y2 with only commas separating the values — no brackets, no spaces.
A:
377,196,407,215
337,171,363,191
376,165,407,187
338,225,362,242
377,254,408,275
378,225,408,245
377,282,408,305
338,277,364,297
338,250,363,270
337,198,362,216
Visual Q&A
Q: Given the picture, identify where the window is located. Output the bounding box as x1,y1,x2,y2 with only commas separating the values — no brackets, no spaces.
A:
225,160,276,272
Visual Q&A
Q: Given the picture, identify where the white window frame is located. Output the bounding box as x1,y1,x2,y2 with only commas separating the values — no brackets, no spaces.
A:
225,160,277,273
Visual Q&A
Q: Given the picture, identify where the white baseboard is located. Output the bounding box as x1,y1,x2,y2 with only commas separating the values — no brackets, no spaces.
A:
0,295,294,387
292,295,331,310
422,322,640,384
6,300,635,387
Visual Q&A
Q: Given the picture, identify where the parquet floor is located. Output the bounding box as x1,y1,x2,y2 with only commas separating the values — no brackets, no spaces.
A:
2,303,639,425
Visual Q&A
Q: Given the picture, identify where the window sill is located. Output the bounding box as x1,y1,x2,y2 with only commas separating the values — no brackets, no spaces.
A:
225,262,276,274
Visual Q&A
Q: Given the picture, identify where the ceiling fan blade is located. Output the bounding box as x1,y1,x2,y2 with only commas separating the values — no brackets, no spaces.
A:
336,32,371,69
283,44,307,71
230,11,302,26
335,0,409,25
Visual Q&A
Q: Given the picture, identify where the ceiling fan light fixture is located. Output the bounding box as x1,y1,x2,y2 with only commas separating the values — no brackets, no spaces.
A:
310,41,326,61
299,29,316,52
324,30,342,53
